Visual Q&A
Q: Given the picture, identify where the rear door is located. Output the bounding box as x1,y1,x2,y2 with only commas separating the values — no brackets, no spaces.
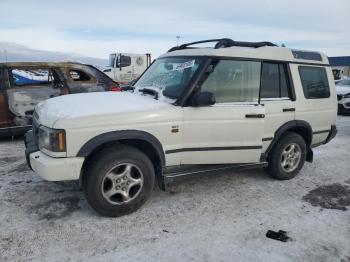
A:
293,65,336,145
260,62,295,152
180,59,265,165
6,67,62,128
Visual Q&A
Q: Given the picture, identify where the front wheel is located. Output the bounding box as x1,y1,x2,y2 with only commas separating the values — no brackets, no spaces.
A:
265,132,306,180
85,145,155,217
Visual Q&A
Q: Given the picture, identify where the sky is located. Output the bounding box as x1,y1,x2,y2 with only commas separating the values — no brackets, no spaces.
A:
0,0,349,59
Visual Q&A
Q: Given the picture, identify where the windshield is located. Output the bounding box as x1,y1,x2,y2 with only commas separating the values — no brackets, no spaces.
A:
337,79,350,86
109,54,116,67
134,57,204,100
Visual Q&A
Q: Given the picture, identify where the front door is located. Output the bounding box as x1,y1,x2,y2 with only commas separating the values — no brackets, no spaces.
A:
181,59,265,165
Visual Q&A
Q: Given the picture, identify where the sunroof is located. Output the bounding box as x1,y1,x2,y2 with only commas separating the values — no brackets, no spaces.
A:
292,50,323,62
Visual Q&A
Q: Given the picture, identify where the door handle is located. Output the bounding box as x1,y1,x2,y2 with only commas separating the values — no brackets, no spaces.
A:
245,114,265,118
283,108,295,112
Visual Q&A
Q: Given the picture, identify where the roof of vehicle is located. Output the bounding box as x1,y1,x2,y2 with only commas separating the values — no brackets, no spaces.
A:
0,61,91,68
160,38,329,65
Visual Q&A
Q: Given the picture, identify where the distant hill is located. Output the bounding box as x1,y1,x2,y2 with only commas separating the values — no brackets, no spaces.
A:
0,42,108,68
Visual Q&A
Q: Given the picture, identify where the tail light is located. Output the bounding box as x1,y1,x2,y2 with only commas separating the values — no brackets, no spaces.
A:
111,86,122,92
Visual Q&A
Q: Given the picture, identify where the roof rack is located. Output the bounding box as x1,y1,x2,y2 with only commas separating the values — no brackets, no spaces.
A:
167,38,277,52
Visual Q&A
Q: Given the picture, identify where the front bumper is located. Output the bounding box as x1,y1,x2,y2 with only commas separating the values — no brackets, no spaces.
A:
338,96,350,114
338,103,350,114
24,130,39,170
29,151,84,181
24,130,84,181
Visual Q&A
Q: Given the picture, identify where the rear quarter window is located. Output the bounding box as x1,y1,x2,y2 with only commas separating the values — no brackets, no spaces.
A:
298,66,330,99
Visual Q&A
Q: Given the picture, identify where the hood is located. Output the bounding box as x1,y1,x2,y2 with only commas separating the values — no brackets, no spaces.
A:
336,85,350,95
35,92,172,127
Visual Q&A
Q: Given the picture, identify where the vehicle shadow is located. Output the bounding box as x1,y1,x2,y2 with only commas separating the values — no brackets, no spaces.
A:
0,135,25,143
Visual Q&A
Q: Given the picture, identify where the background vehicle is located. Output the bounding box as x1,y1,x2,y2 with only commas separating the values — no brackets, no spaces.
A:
103,53,151,84
336,78,350,114
25,38,337,217
332,68,344,84
0,62,119,137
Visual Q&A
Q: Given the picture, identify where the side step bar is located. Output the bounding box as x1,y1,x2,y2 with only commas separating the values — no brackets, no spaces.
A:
160,162,268,189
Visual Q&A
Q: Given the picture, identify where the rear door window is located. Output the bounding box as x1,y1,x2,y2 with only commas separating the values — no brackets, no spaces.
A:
260,62,290,99
298,66,330,99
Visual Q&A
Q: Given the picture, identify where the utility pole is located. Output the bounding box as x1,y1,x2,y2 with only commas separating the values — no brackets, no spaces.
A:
176,36,180,46
4,49,7,62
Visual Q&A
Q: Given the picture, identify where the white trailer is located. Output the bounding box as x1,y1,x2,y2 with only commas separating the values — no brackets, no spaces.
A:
103,53,151,84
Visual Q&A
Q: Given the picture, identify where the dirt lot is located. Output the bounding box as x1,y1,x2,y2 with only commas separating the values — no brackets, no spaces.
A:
0,117,349,262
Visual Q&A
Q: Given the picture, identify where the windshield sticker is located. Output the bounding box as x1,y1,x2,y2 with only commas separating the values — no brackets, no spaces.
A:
173,60,195,71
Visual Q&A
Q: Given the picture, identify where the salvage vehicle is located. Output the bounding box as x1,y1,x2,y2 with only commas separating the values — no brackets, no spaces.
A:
25,38,337,217
0,62,119,137
336,78,350,114
103,53,151,84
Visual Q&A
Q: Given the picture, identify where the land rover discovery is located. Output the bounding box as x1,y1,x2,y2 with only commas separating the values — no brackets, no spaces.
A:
25,39,337,217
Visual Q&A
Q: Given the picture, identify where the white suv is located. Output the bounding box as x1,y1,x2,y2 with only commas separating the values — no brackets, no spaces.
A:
25,39,337,217
336,79,350,114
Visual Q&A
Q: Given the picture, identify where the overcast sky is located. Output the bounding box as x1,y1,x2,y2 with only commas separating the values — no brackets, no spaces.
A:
0,0,349,59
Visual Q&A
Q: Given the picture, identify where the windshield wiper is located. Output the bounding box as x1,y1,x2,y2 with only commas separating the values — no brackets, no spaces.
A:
138,88,159,100
120,85,135,91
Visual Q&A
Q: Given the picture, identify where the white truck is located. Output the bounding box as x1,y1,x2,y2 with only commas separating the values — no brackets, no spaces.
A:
25,38,337,217
103,53,151,84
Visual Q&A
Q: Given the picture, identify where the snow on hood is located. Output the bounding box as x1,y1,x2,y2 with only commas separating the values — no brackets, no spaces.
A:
336,85,350,95
35,92,171,127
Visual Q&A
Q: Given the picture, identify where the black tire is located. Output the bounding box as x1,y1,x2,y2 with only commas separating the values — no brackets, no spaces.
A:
265,132,306,180
85,145,155,217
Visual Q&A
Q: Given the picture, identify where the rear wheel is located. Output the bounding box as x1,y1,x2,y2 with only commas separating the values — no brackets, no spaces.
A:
85,145,155,217
265,132,306,180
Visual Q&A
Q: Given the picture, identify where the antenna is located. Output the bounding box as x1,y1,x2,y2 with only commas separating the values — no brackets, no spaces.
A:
176,36,180,46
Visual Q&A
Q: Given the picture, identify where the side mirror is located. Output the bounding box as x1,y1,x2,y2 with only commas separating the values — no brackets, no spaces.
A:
192,91,215,107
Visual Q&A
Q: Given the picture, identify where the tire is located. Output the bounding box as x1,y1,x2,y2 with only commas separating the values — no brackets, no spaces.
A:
265,132,306,180
85,145,155,217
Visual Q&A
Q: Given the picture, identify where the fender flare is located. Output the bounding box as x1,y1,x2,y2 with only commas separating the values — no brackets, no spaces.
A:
76,130,166,167
265,120,313,155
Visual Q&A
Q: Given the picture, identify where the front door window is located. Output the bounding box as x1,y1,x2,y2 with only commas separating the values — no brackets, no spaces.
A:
201,60,261,103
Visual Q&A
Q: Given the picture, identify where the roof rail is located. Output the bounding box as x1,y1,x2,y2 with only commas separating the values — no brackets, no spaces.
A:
167,38,277,52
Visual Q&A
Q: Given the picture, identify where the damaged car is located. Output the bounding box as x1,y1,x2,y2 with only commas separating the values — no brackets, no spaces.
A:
0,62,119,137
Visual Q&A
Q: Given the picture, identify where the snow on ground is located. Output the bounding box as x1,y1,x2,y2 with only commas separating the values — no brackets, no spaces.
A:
0,116,349,262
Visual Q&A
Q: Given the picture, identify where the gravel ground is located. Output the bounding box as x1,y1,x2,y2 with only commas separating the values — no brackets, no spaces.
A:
0,116,349,262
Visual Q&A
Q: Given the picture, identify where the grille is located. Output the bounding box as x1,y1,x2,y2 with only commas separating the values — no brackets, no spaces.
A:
337,94,343,101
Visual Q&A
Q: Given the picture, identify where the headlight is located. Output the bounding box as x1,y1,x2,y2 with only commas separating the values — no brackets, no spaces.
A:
344,93,350,98
38,126,66,154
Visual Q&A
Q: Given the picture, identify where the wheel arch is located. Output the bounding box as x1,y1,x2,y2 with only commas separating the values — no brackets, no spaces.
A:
77,130,166,189
265,120,313,162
